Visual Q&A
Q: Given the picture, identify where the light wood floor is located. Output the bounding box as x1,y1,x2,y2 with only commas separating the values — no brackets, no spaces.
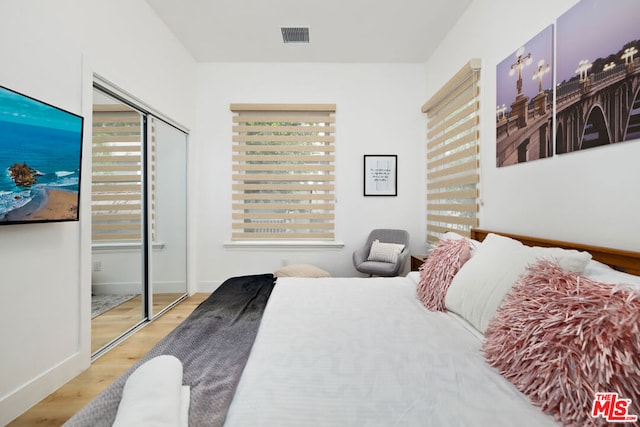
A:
91,293,185,353
8,293,210,427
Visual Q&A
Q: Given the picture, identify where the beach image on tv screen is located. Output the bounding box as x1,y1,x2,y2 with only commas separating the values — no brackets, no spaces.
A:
0,86,83,223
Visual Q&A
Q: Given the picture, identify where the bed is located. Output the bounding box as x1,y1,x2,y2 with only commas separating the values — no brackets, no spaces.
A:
65,229,640,427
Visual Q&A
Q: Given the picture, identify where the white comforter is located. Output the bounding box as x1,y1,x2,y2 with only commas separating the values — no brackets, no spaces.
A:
224,275,559,427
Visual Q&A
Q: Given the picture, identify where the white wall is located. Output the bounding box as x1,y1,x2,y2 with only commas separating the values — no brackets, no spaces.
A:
195,63,427,289
0,1,196,424
425,0,640,252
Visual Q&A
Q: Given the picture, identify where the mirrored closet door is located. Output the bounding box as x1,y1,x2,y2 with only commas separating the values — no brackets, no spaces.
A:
148,118,188,318
91,84,187,356
91,88,145,354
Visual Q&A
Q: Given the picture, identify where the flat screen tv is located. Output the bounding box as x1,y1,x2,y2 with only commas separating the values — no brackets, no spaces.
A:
0,85,83,225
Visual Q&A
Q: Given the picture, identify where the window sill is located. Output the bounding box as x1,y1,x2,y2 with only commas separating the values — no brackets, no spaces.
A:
223,240,344,250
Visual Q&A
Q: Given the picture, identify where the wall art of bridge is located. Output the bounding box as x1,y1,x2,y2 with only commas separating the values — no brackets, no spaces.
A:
496,58,640,167
496,90,553,167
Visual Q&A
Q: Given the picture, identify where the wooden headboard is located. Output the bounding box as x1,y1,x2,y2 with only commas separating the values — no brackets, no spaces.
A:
470,228,640,276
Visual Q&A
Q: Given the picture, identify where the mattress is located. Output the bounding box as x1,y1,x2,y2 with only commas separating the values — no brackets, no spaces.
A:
224,275,559,426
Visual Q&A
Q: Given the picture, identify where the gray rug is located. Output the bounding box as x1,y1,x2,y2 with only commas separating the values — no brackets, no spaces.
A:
91,294,137,319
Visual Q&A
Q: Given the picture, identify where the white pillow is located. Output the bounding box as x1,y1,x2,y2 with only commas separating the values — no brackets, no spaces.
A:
274,264,331,278
444,233,592,333
113,355,187,427
582,259,640,288
533,246,592,272
367,239,405,263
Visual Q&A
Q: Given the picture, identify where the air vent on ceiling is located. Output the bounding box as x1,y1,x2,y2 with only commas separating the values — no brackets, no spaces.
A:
281,27,310,44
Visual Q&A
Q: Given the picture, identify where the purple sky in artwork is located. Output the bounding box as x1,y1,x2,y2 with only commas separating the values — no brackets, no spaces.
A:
556,0,640,84
496,25,553,112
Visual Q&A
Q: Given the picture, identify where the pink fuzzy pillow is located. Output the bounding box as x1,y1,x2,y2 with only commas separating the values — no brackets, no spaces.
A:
483,259,640,427
416,237,471,311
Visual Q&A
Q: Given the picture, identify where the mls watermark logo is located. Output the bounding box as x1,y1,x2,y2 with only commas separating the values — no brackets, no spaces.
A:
591,392,638,423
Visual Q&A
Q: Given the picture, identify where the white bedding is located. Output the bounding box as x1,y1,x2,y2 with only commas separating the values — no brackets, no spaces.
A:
224,276,559,427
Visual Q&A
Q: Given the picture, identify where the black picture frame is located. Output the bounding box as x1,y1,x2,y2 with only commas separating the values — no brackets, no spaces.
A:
363,155,397,196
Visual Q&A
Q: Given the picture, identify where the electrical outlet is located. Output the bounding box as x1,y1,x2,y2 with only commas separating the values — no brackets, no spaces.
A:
92,261,102,272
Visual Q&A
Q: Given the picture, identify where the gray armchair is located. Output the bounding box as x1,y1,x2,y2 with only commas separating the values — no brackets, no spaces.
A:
352,229,410,277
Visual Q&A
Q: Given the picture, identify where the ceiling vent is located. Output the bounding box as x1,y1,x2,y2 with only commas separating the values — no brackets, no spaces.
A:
281,27,310,44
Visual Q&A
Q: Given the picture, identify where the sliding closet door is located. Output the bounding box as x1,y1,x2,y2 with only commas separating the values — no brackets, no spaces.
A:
90,81,188,356
91,87,146,354
148,118,188,317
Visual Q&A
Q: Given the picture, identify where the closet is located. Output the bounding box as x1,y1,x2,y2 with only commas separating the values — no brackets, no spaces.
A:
90,82,188,356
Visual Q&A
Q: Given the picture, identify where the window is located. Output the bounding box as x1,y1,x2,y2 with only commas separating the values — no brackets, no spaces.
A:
421,59,481,244
230,103,336,241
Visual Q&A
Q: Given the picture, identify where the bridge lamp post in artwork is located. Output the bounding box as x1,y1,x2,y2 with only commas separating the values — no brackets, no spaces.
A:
510,47,533,98
621,47,637,70
533,60,551,115
575,59,593,92
509,47,533,128
496,104,506,123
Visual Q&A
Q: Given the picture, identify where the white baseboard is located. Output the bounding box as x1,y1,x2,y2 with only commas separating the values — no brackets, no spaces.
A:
0,351,88,426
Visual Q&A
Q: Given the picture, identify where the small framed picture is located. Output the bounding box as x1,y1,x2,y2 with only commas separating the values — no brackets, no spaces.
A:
364,155,397,196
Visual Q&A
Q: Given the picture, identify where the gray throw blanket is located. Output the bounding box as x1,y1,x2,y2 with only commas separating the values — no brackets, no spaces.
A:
64,274,276,427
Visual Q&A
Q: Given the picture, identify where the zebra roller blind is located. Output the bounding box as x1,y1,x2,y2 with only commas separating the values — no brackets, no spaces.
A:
230,103,336,240
421,59,481,244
